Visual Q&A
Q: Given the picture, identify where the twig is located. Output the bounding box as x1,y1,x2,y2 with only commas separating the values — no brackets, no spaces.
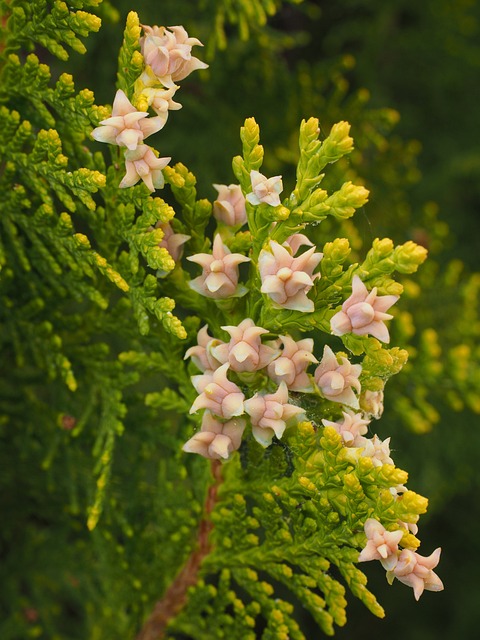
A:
136,459,222,640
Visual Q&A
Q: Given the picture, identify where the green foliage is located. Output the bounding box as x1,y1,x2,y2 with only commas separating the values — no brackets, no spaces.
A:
1,0,102,60
1,1,477,639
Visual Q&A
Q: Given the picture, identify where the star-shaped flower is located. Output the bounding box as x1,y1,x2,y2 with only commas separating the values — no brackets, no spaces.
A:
259,240,322,312
244,382,304,447
182,412,245,460
91,89,164,150
267,335,317,392
212,319,279,373
189,363,245,419
213,183,247,226
330,275,399,343
184,325,224,373
246,170,283,207
358,518,404,571
314,345,362,408
154,221,190,263
188,234,250,299
322,409,370,446
140,25,208,88
120,145,170,191
387,547,444,600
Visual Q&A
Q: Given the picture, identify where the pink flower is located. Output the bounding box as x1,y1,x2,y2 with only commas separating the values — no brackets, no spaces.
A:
358,518,403,571
330,275,399,343
91,89,164,150
213,184,247,226
140,25,208,88
184,325,224,373
259,240,323,312
246,170,283,207
360,389,385,419
322,409,370,446
188,234,250,299
355,434,393,467
155,221,190,262
120,145,171,191
314,345,362,408
211,319,279,373
182,412,245,460
387,548,444,600
189,363,245,419
244,382,304,447
141,82,182,126
266,335,317,392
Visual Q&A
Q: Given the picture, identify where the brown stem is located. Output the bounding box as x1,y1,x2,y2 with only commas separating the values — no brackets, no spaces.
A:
136,459,223,640
0,2,11,56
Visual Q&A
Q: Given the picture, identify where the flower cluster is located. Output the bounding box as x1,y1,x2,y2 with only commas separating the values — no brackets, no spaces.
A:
92,23,208,192
183,321,308,452
359,519,443,600
94,29,442,604
182,312,391,458
182,212,400,458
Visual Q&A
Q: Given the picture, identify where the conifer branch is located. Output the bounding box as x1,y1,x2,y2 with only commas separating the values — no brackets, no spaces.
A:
136,460,223,640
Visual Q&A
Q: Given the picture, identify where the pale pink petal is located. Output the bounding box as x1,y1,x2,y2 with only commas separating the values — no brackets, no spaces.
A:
221,392,245,418
119,162,140,188
91,126,118,145
112,89,137,116
140,115,166,138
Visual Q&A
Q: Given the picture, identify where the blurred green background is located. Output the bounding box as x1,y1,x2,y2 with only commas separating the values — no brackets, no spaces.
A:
2,0,480,638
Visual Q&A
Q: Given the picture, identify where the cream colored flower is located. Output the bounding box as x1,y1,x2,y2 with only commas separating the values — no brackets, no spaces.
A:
314,345,362,408
182,412,245,460
322,409,370,446
246,170,283,207
189,363,245,419
188,234,250,299
91,89,164,150
213,184,247,226
141,82,182,128
259,240,322,312
360,389,385,419
211,319,279,373
331,275,399,343
184,325,224,373
358,518,403,571
244,382,305,447
154,221,190,262
266,335,317,392
120,145,170,192
387,548,444,600
356,434,393,467
140,24,208,88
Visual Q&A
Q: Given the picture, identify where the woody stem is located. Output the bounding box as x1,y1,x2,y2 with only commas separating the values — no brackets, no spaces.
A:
136,459,222,640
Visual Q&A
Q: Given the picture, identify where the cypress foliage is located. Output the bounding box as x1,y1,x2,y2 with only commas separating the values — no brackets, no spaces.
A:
1,2,467,638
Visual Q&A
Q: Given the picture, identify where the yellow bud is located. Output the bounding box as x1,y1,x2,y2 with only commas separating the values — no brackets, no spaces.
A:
330,121,353,153
299,476,316,492
134,94,149,112
394,241,428,273
275,205,290,220
373,237,394,256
